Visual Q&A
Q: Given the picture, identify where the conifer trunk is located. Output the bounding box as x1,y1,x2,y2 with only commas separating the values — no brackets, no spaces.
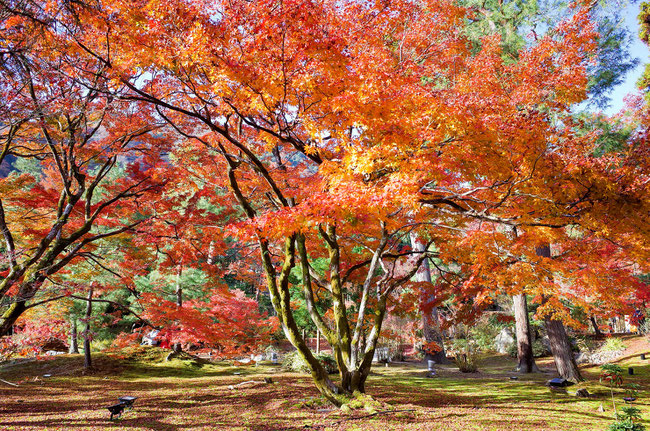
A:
545,318,583,381
535,244,582,381
513,294,538,373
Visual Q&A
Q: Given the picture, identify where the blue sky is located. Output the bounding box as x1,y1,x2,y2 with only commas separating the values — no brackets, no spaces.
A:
605,1,650,114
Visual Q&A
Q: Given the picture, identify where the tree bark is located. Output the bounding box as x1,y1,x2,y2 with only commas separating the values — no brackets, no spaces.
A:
545,318,583,381
69,318,79,354
410,233,446,364
83,286,93,369
0,301,26,336
535,244,582,381
513,294,538,373
173,264,183,353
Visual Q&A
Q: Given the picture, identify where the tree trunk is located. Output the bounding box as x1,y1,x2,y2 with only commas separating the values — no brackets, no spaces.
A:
0,301,26,336
69,318,79,354
410,233,446,364
83,286,93,369
590,316,602,337
545,318,583,381
513,294,539,373
261,236,342,405
173,264,183,353
534,244,582,381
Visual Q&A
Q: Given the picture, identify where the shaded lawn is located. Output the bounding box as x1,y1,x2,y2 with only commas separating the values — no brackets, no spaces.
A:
0,347,649,431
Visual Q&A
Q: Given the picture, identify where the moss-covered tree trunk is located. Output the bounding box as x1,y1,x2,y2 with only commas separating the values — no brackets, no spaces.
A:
0,301,26,336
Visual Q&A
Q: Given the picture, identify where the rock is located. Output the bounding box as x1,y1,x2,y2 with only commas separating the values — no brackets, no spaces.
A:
575,352,590,364
41,338,68,353
574,388,590,398
597,404,604,412
494,328,515,354
574,348,625,365
141,329,160,346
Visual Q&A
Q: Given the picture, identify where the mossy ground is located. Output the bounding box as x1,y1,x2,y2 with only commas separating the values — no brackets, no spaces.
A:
0,340,648,430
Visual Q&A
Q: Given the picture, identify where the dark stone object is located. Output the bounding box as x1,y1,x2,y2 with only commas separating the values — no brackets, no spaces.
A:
107,403,125,420
118,396,138,410
264,377,273,384
641,354,646,360
575,389,590,398
623,397,637,403
628,368,634,375
509,376,518,380
547,378,574,388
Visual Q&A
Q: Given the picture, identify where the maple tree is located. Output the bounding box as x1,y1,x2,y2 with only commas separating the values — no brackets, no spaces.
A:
0,2,168,336
1,0,648,406
88,0,644,398
459,0,642,375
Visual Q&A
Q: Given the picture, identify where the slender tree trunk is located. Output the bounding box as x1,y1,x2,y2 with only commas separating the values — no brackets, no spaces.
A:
83,286,93,369
590,316,602,337
207,240,217,265
69,318,79,354
513,294,539,373
173,264,183,353
410,233,446,364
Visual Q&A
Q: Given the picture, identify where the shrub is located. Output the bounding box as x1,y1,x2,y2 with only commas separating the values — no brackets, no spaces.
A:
602,337,627,352
450,339,479,373
468,320,504,352
574,335,599,352
608,407,646,431
282,350,337,374
533,339,551,357
506,339,549,358
455,353,479,373
608,419,646,431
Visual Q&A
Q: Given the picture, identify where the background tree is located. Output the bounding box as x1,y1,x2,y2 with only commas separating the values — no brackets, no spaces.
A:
0,1,168,335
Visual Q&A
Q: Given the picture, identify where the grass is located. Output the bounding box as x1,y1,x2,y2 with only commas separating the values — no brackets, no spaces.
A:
0,341,648,430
